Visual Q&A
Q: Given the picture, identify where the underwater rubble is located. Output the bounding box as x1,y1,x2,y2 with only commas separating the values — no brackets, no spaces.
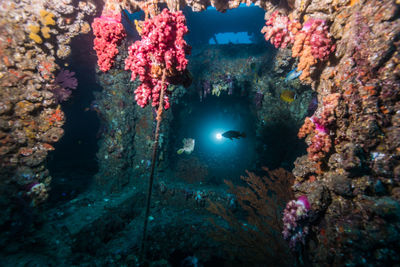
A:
0,0,399,266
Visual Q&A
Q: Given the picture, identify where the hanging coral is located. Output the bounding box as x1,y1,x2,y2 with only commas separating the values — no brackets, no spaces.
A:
92,11,126,72
124,8,191,109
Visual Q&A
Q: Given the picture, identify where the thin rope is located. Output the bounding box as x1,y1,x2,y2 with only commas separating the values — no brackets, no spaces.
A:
140,68,167,263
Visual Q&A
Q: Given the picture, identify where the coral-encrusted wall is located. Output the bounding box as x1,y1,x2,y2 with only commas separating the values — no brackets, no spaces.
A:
290,0,400,264
0,0,96,221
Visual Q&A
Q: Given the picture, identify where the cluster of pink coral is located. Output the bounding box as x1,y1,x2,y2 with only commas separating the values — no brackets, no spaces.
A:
261,11,301,49
292,19,335,80
125,9,190,109
298,116,331,162
282,195,311,249
92,12,126,72
307,130,331,162
298,93,340,162
304,19,336,60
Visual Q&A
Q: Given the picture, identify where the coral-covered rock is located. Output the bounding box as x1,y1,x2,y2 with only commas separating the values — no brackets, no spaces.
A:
41,127,64,143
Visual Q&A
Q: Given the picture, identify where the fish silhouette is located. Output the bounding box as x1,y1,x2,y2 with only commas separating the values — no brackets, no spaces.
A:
222,130,246,140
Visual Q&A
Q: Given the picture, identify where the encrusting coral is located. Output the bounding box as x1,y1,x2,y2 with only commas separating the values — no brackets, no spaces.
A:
0,0,96,208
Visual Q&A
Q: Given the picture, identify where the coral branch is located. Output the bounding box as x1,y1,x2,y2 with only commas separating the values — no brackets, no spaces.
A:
50,69,78,103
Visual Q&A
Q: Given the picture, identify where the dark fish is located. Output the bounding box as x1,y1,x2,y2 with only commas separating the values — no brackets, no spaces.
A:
121,9,141,40
307,94,318,116
222,130,246,140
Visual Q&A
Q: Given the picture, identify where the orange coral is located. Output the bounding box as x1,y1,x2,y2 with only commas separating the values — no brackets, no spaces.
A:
19,147,33,156
291,19,335,81
48,106,64,125
298,117,315,138
297,46,316,81
292,31,307,57
292,32,317,80
41,143,55,151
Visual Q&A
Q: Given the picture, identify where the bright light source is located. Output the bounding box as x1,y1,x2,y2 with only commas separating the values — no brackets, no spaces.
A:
216,133,222,140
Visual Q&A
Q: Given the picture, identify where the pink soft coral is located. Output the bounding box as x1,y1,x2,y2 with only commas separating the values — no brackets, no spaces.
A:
261,11,301,49
298,93,340,162
304,19,336,61
282,195,311,249
92,11,126,72
125,9,190,109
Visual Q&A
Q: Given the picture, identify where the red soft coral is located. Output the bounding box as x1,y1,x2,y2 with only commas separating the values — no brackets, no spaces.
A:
92,11,126,72
125,9,190,109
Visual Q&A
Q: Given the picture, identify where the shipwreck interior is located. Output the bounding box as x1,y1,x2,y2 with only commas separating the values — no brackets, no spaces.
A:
2,0,399,265
18,5,312,264
46,4,310,198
